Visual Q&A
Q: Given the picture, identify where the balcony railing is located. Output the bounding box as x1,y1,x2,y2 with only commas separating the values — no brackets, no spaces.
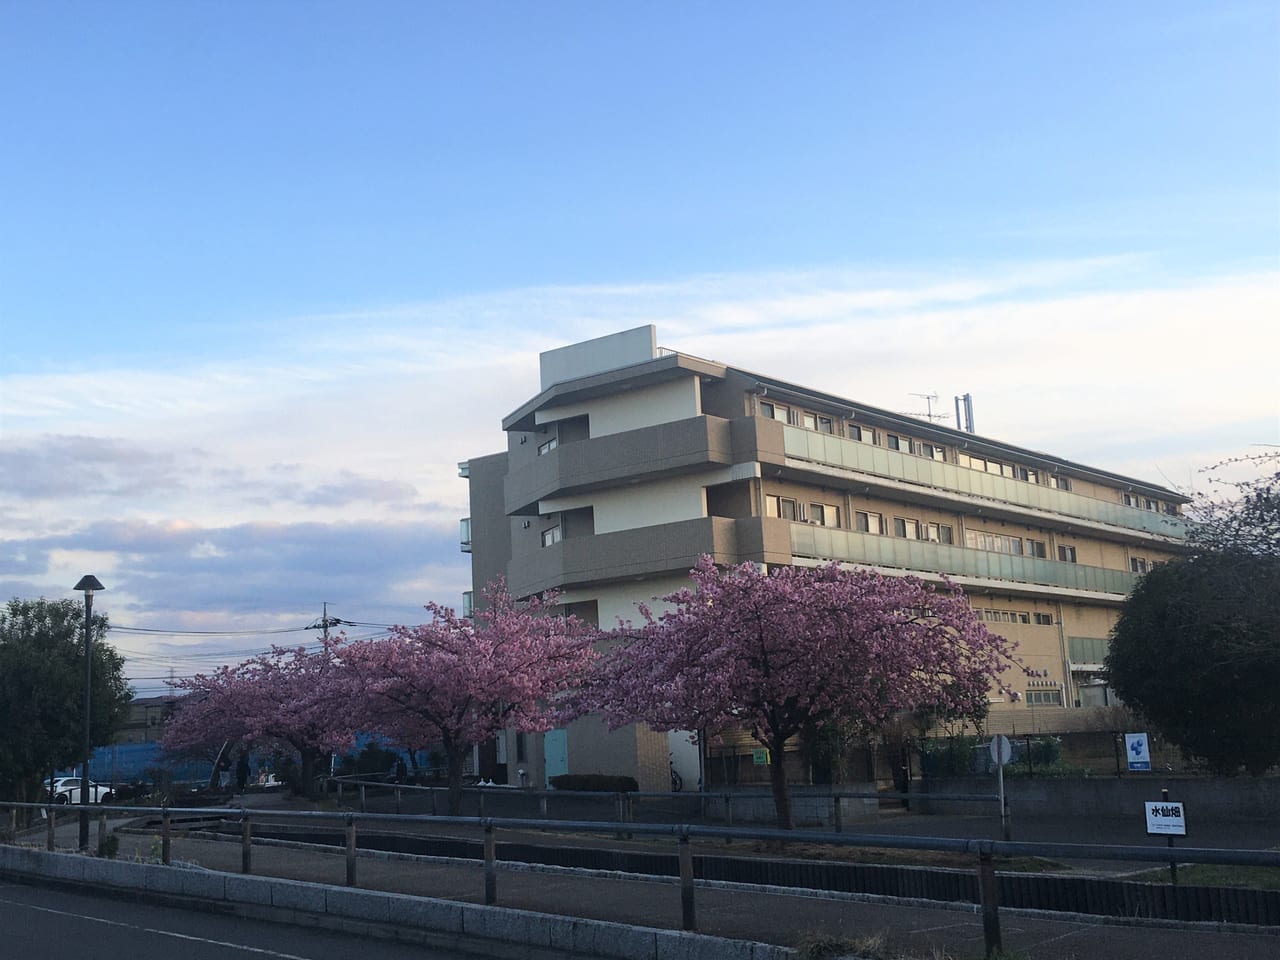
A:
782,426,1186,540
460,517,472,554
790,525,1139,596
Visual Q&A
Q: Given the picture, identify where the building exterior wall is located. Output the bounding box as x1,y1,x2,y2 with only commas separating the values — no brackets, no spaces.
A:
462,325,1189,786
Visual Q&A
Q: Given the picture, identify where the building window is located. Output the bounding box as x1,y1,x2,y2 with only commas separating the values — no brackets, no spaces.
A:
1130,557,1149,574
537,436,558,456
918,443,947,462
799,411,835,433
1163,503,1179,516
1034,612,1054,626
515,732,527,763
965,530,1024,555
759,401,790,422
886,434,912,453
1049,475,1072,491
924,522,954,544
1144,498,1158,512
1026,539,1047,559
541,526,562,547
766,495,800,520
849,425,875,444
1017,466,1039,483
855,510,883,535
1026,689,1064,706
809,503,840,527
893,517,920,539
1057,544,1077,563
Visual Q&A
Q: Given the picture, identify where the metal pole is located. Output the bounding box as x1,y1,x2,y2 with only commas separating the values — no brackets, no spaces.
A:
978,846,1002,957
345,816,357,886
679,834,696,931
79,588,93,851
241,816,253,874
483,824,497,905
161,806,171,865
46,804,55,852
1163,788,1178,885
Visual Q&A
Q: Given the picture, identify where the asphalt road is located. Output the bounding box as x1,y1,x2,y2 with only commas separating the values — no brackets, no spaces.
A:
0,880,503,960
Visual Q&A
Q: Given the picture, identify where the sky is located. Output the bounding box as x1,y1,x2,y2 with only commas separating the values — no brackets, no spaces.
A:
1,1,1277,696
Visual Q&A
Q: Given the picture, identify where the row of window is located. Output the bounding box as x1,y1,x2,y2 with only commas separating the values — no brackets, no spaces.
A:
762,398,1084,493
979,609,1056,626
1025,689,1064,706
765,495,842,526
1123,492,1179,516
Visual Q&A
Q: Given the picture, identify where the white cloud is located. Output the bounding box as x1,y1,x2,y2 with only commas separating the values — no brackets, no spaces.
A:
3,257,1276,679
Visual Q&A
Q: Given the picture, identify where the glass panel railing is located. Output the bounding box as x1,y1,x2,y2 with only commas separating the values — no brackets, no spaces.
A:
460,517,472,553
1069,636,1110,663
790,525,1137,596
783,426,1185,539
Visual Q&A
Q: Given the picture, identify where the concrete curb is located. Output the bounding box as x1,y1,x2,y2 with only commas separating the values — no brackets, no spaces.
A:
0,844,792,960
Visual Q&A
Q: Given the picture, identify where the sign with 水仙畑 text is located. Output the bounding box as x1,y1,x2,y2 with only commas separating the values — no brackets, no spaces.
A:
1144,800,1187,837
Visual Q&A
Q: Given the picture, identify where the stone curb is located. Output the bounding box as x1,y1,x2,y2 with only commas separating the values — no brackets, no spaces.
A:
0,845,792,960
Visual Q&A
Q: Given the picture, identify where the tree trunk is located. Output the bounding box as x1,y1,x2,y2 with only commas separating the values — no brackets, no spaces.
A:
445,743,465,816
767,736,793,830
297,747,319,798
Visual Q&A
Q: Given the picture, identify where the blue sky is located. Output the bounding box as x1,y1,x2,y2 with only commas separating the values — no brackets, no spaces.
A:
1,1,1277,694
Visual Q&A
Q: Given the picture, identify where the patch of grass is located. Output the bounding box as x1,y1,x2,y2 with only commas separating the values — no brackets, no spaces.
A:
753,841,1065,874
1126,863,1280,891
794,931,971,960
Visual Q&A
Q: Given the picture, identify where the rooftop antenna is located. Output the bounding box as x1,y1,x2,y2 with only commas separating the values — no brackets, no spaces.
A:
953,393,975,433
907,392,946,423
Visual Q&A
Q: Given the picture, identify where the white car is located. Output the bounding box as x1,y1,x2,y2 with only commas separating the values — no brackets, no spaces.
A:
46,777,114,804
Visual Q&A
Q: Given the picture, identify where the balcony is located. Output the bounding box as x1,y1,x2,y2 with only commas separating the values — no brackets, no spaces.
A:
782,426,1186,541
505,415,736,515
459,517,472,554
506,516,782,599
790,524,1138,597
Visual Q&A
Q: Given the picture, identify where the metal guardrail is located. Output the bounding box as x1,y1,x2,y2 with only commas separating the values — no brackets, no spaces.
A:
6,799,1277,958
321,776,1007,834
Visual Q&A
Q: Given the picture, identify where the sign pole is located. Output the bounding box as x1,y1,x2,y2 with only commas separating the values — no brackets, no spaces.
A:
1163,788,1177,885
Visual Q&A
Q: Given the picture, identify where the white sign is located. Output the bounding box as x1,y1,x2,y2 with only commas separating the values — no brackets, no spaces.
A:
1145,800,1187,836
988,735,1012,766
1125,733,1151,771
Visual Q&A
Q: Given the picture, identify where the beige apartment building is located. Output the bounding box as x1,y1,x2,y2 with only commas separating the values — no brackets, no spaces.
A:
460,326,1188,791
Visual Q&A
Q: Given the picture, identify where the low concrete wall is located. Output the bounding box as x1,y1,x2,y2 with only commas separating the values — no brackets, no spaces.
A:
918,776,1280,822
703,785,880,828
0,844,789,960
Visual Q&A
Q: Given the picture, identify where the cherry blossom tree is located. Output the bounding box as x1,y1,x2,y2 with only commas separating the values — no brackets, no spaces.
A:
344,581,599,815
162,641,354,795
593,556,1018,828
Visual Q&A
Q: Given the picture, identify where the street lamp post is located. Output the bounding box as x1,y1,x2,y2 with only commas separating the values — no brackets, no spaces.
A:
74,575,104,852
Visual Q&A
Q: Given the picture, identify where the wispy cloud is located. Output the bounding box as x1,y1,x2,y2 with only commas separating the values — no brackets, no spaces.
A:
3,257,1276,683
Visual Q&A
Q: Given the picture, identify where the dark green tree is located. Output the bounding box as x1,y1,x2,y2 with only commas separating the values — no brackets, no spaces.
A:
1106,455,1280,775
0,598,132,805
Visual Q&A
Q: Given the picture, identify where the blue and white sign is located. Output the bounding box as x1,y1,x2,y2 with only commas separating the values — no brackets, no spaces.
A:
1125,733,1151,771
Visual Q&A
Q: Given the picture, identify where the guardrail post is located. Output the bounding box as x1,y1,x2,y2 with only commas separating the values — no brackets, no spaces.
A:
539,792,548,818
1002,795,1012,841
977,844,1001,958
483,823,497,905
679,834,696,931
345,815,357,887
724,793,733,843
97,810,107,853
46,805,56,851
479,789,487,818
241,816,253,874
359,783,367,813
833,793,843,834
430,787,437,816
161,805,171,865
337,781,343,805
395,786,402,815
